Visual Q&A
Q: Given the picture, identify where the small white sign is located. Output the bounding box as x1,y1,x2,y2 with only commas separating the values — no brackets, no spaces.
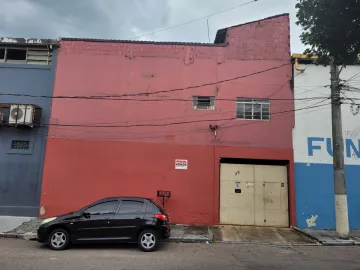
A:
175,159,188,170
246,182,254,188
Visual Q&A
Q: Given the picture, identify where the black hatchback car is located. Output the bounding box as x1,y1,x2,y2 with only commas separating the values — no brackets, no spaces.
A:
37,197,171,252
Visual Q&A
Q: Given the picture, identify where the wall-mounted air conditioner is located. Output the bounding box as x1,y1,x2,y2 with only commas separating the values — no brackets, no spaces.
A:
9,104,35,126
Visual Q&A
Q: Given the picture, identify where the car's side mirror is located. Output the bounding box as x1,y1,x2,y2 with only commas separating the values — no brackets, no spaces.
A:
83,212,91,219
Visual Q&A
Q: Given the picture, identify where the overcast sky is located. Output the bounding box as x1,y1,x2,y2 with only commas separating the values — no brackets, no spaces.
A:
0,0,305,53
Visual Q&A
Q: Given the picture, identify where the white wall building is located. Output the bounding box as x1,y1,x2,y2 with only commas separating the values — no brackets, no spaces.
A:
293,59,360,229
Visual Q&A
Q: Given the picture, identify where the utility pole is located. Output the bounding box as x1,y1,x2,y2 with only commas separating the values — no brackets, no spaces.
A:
330,57,350,238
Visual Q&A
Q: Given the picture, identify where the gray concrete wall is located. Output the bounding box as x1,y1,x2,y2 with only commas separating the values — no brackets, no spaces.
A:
0,50,57,216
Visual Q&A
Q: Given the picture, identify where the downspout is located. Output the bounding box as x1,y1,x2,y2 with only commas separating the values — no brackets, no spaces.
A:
294,58,305,72
292,54,317,71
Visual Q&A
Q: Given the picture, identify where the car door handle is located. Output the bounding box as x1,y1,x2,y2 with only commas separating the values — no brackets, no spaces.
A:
135,217,141,219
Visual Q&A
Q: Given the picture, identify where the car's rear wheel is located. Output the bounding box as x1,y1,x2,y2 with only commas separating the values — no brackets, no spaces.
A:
138,229,158,252
48,228,70,251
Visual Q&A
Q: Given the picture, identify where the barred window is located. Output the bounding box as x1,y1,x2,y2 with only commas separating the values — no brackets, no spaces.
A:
0,47,5,62
11,140,30,150
236,98,270,120
193,96,215,110
0,46,52,65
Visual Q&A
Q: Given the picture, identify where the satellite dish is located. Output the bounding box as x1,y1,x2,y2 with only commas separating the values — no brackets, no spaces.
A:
10,107,24,120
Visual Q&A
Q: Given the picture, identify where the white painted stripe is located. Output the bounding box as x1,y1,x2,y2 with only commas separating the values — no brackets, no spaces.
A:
335,194,350,237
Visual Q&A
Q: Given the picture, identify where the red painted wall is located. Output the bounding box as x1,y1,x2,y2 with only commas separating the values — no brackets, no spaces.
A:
41,14,295,225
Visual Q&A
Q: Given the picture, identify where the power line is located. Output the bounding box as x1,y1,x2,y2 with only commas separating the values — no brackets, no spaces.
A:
0,95,329,133
267,80,289,98
0,62,293,100
44,99,331,129
295,85,329,95
6,100,331,140
219,101,330,131
342,70,360,83
46,97,322,132
47,101,332,140
130,0,260,40
0,93,328,102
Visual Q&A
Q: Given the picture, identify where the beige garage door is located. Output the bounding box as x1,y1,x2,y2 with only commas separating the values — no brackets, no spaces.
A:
220,164,289,227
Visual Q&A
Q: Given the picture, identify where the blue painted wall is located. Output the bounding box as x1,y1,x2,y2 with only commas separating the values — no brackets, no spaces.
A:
295,163,360,229
0,51,57,216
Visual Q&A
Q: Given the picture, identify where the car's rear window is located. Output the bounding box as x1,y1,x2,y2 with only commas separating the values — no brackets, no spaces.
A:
147,200,166,214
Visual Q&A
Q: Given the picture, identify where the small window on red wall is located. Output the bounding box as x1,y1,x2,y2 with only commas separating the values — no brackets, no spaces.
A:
193,96,215,110
236,98,270,120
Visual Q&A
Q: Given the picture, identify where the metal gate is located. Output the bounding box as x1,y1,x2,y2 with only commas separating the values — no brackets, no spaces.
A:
220,164,289,227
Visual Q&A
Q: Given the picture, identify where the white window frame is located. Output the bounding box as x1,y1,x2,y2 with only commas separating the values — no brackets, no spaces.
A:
236,98,270,120
193,96,215,110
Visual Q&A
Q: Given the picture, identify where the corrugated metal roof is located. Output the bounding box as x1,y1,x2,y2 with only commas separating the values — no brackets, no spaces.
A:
60,37,226,47
0,37,58,46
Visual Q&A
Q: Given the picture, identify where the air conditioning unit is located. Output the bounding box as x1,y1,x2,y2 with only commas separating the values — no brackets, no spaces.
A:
9,104,35,126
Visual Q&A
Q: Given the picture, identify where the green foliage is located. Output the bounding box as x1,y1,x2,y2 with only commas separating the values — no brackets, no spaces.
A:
296,0,360,65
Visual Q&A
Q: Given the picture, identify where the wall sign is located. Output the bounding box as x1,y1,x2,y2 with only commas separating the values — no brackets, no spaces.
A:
235,182,241,193
175,159,188,170
246,182,254,188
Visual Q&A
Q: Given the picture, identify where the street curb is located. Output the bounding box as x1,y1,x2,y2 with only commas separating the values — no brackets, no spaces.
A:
321,241,355,246
0,232,37,241
170,238,211,243
0,233,19,239
291,227,322,244
1,232,212,244
213,241,321,246
291,227,356,246
170,228,213,244
169,225,213,243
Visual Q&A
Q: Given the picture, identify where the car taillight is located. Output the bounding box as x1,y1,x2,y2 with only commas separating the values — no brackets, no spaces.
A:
155,214,167,221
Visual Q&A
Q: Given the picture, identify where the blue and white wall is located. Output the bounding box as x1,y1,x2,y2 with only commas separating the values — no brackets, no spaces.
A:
294,64,360,229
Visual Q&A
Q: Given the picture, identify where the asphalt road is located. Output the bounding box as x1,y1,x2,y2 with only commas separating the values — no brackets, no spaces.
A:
1,238,360,270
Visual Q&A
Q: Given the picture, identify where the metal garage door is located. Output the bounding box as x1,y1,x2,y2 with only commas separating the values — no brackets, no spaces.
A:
220,164,289,227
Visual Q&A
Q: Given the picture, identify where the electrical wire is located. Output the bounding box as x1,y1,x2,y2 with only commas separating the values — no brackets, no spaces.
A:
0,94,327,102
51,102,332,140
130,0,260,40
0,62,293,100
40,99,330,129
4,100,331,141
44,97,320,134
267,80,289,98
342,70,360,83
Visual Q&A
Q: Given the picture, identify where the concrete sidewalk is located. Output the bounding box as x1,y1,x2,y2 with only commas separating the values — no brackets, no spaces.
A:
294,228,360,246
0,217,213,243
0,217,40,240
0,216,33,234
3,216,343,246
210,226,318,246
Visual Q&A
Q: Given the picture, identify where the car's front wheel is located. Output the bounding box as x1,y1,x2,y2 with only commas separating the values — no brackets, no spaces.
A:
138,229,158,252
48,228,70,251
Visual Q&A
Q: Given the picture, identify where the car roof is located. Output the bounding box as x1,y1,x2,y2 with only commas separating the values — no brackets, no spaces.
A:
100,196,152,202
